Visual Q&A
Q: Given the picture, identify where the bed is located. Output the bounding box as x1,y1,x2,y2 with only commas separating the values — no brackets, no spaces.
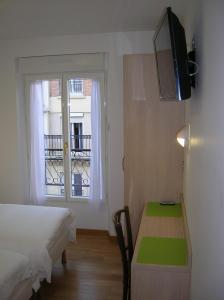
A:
0,204,76,295
0,249,33,300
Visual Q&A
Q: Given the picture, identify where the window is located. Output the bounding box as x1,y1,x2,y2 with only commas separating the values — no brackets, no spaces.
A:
19,53,106,204
70,123,83,149
26,75,104,202
42,79,90,198
73,174,82,196
42,78,92,199
70,79,84,96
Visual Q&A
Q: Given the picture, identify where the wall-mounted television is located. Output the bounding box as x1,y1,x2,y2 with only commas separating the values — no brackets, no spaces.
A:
153,7,191,101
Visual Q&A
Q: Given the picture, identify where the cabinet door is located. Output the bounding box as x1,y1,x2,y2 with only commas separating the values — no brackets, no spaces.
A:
123,54,185,239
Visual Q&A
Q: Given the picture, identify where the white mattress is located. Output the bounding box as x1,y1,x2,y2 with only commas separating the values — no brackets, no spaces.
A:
0,204,76,290
0,249,31,300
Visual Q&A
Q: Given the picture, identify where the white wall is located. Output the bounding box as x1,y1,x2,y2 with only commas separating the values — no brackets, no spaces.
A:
0,31,154,234
184,1,224,299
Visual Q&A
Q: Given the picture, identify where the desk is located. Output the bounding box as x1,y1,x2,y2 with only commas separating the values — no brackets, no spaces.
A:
131,202,191,300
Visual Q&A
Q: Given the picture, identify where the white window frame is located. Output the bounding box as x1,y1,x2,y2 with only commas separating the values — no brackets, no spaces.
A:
24,71,107,204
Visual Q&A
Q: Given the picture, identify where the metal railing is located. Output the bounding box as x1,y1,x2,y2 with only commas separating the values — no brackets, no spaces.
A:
44,134,91,197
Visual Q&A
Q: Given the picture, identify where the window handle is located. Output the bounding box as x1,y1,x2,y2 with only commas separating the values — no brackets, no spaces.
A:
64,142,68,155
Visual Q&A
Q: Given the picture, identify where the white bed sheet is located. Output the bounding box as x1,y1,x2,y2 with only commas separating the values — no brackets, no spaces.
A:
0,204,76,290
0,249,31,300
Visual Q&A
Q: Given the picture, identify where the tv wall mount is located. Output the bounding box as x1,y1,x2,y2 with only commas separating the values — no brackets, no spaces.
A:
188,38,198,88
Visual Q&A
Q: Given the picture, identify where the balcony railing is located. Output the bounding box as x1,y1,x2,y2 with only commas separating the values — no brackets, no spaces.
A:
44,134,91,197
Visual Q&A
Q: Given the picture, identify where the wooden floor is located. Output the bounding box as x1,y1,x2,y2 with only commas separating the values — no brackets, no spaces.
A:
33,230,122,300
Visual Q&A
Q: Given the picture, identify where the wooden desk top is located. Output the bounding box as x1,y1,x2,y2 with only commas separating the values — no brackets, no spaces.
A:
132,202,191,269
131,202,191,300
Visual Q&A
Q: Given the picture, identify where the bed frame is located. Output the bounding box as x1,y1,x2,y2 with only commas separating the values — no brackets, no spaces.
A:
9,279,33,300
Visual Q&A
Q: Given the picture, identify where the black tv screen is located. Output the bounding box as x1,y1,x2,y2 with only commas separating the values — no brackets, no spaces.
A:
153,7,191,101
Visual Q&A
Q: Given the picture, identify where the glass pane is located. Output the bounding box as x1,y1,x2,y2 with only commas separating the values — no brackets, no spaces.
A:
68,78,92,197
43,79,65,196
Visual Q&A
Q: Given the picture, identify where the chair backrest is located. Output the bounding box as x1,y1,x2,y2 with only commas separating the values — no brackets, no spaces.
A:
113,206,134,271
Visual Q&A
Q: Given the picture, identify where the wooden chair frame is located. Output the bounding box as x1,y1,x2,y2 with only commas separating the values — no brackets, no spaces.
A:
113,206,133,300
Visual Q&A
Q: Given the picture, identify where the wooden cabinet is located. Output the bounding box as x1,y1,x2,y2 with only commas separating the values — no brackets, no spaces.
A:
123,54,185,239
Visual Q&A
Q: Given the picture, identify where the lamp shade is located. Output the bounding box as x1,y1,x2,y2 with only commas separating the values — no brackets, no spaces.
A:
176,125,190,148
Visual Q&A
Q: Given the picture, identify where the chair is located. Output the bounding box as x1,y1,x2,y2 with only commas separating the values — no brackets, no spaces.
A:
113,206,133,300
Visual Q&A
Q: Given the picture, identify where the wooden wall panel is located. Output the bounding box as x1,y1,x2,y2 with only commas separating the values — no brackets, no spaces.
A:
123,54,185,239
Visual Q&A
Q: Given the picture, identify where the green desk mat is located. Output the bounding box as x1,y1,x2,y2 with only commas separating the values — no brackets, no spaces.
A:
137,236,188,266
146,202,182,217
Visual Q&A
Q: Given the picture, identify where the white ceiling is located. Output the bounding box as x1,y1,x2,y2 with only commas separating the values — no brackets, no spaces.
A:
0,0,187,40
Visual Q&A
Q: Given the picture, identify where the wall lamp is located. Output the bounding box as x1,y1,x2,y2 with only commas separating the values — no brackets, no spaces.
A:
176,124,190,148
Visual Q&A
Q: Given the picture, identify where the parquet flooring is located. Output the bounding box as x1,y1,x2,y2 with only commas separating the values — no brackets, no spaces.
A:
34,230,122,300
